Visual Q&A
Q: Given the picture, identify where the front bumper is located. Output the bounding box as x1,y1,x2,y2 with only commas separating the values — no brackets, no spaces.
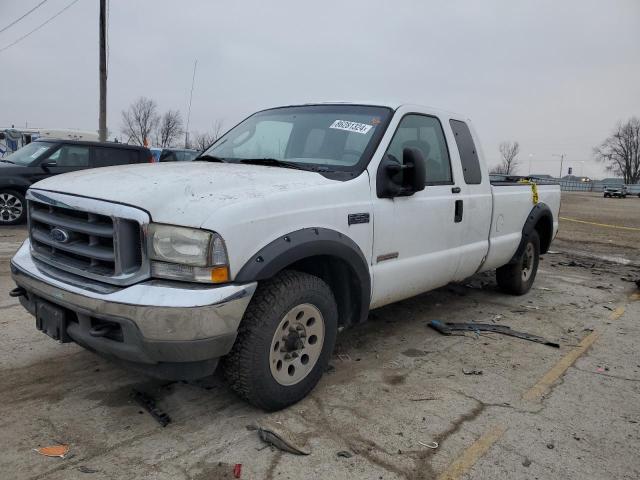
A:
11,240,257,379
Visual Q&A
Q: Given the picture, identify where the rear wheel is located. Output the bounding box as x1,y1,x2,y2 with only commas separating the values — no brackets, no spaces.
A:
496,230,540,295
222,270,338,411
0,190,26,225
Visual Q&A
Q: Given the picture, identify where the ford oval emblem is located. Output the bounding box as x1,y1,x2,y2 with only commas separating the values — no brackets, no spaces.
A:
50,227,71,243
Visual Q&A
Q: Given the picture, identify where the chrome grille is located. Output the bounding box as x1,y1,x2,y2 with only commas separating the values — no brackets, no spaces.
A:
27,191,148,286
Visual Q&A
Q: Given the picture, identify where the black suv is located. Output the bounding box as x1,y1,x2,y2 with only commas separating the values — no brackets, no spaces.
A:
0,140,151,225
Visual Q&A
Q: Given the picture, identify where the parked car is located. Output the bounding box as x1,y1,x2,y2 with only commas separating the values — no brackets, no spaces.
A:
10,102,560,410
0,140,152,225
150,147,200,162
603,185,628,198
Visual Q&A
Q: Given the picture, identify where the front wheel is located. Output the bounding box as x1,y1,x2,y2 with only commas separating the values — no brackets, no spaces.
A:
0,190,26,225
222,270,338,411
496,230,540,295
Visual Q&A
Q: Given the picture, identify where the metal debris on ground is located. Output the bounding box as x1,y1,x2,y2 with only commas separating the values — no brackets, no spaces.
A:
130,390,171,427
462,368,483,375
428,320,560,348
255,421,310,455
34,444,69,458
418,441,439,449
336,450,353,458
78,466,99,473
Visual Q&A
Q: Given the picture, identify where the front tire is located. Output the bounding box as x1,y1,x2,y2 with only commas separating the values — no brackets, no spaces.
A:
496,230,540,295
222,270,338,411
0,190,26,225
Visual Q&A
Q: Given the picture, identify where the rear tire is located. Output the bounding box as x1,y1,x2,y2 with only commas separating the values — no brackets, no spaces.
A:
222,270,338,411
0,190,26,225
496,230,540,295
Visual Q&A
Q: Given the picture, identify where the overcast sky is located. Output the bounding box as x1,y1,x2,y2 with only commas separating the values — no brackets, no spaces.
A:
1,0,639,177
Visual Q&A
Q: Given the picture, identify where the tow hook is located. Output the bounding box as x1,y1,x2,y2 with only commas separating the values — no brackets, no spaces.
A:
9,287,26,298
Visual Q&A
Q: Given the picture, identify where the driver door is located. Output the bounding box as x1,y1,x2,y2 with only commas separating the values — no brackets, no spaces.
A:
39,144,91,177
369,112,463,308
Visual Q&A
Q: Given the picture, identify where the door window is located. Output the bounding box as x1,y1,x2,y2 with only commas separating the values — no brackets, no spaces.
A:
385,114,452,184
449,120,482,184
47,145,90,167
93,147,139,167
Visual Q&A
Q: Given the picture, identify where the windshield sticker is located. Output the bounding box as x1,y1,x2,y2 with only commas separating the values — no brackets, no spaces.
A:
329,120,373,135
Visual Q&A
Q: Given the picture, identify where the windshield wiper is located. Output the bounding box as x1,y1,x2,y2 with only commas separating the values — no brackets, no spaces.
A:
239,158,329,172
194,154,227,163
0,159,15,164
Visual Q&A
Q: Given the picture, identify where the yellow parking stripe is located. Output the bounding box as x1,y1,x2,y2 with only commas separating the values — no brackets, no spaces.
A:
437,425,507,480
559,216,640,232
523,307,625,401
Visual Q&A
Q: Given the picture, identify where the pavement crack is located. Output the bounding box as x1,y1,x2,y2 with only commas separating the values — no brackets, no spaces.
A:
571,366,640,383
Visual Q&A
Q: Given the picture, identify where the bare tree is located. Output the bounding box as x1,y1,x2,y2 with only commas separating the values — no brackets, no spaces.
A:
155,110,183,147
121,97,159,146
593,117,640,184
189,119,224,151
491,141,520,175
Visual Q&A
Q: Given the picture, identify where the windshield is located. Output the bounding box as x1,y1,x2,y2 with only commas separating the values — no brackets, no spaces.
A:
4,141,54,166
201,105,392,174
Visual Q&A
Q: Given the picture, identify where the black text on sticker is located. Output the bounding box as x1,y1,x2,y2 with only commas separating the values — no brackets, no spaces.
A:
329,120,373,134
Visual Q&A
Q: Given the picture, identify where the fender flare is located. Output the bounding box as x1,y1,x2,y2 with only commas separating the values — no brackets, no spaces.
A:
0,178,32,192
508,202,553,263
235,227,371,324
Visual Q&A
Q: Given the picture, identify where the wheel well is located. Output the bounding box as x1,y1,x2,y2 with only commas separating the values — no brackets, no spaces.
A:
0,186,27,194
286,255,363,328
534,215,553,254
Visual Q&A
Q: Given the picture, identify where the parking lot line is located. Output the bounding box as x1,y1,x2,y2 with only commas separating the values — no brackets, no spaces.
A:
522,306,625,402
437,425,507,480
559,216,640,232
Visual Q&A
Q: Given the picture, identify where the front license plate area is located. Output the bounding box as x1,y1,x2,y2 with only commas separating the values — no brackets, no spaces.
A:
36,300,71,343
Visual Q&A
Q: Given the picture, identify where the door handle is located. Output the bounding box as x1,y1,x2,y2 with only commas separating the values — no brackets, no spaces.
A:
451,186,461,194
454,199,463,223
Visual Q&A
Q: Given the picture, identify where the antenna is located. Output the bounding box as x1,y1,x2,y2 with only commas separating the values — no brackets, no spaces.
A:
185,59,198,148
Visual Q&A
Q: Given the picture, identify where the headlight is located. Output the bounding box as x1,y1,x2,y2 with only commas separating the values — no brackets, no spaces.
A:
147,224,229,283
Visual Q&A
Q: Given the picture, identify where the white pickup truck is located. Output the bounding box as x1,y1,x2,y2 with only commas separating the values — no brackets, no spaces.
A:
11,102,560,410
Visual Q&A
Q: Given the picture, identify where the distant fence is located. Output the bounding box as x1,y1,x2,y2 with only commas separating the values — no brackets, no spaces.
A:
529,176,640,194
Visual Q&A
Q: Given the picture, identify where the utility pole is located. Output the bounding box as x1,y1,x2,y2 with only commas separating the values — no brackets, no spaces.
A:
98,0,107,142
552,153,565,178
185,60,197,148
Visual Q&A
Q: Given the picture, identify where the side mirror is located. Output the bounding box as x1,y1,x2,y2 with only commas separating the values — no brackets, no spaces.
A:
41,160,57,168
376,147,427,198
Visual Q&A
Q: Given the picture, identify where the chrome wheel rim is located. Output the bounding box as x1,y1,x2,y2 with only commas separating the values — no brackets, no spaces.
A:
522,242,535,281
269,303,325,386
0,193,23,223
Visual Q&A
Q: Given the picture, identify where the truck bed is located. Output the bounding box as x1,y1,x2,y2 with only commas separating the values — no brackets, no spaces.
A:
480,182,561,272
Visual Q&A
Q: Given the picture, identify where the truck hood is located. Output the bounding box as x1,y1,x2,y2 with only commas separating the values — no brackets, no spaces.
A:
30,162,336,227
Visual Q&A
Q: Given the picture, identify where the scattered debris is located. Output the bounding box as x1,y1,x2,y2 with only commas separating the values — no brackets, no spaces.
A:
428,320,560,348
325,364,336,374
546,443,555,449
130,390,171,427
402,348,427,357
336,450,353,458
418,441,439,449
255,421,310,455
556,260,595,268
536,287,552,291
462,368,483,375
78,466,99,474
337,354,351,362
410,397,438,402
34,444,69,458
596,366,610,373
522,458,532,467
233,464,242,478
